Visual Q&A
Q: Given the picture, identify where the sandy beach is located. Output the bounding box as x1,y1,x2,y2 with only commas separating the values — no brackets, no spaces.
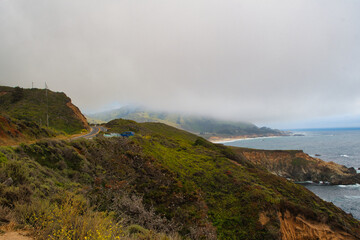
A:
208,134,287,144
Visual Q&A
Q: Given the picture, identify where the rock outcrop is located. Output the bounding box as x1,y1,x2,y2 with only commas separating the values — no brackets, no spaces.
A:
232,148,360,185
278,210,357,240
66,101,90,130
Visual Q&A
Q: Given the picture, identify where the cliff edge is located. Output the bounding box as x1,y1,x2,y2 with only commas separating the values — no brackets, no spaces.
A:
231,147,360,185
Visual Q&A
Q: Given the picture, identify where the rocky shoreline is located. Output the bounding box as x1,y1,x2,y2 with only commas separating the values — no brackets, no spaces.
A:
230,147,360,185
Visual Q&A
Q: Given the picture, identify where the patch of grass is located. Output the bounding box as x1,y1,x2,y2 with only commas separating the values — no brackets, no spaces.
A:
292,157,309,166
0,151,7,164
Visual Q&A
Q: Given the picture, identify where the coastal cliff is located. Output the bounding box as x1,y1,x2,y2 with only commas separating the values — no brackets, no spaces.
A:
1,118,360,239
231,147,360,185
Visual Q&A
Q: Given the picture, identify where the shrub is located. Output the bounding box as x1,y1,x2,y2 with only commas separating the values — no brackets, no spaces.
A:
15,193,124,240
127,224,149,235
11,86,24,103
3,161,28,184
0,152,7,165
126,224,182,240
193,137,216,150
111,193,178,234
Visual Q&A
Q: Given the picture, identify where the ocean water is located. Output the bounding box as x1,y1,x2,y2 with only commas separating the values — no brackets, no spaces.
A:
222,128,360,219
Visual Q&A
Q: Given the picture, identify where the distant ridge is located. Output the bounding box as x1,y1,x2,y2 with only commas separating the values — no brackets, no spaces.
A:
87,105,286,139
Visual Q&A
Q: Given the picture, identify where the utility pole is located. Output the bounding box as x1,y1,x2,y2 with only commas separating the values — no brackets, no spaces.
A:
45,82,49,127
32,82,33,89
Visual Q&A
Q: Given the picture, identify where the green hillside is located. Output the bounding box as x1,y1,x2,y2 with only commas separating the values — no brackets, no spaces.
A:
0,86,89,135
105,119,360,238
1,119,359,239
88,106,285,138
0,115,57,145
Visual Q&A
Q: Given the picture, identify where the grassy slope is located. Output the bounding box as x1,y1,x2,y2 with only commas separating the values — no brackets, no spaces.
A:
0,119,359,239
0,115,57,145
0,86,87,134
106,119,360,239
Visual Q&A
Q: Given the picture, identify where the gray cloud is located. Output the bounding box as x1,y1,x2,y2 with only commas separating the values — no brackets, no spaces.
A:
1,0,360,127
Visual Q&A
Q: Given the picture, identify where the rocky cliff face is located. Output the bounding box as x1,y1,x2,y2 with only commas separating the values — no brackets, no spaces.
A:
258,210,358,240
278,210,357,240
231,148,360,185
66,101,90,130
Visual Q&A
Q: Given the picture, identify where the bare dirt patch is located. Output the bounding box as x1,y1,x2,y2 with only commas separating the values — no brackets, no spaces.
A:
0,231,33,240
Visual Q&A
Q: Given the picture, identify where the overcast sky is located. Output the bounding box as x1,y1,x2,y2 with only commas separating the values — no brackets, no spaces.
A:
1,0,360,128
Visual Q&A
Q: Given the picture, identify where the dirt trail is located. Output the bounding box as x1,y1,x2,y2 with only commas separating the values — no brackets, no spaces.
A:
0,231,33,240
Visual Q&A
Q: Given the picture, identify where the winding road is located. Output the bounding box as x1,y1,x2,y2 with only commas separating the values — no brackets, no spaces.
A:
71,125,107,140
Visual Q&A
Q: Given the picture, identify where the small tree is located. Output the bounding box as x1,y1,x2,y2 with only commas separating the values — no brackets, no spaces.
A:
11,86,24,103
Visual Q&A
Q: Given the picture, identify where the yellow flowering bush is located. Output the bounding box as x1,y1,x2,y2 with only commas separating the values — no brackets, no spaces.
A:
17,193,123,240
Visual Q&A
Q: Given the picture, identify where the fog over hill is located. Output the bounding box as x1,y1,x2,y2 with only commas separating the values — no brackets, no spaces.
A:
2,1,360,239
88,105,286,139
1,1,360,129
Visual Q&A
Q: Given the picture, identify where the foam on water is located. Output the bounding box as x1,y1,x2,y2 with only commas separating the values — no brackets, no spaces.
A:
213,135,283,144
295,181,314,184
338,183,360,188
344,195,360,199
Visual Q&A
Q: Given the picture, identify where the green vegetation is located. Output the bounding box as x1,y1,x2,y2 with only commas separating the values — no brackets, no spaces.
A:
11,86,24,103
87,106,285,138
105,119,360,238
0,119,359,239
0,140,182,239
291,157,309,167
0,115,57,145
0,86,88,135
